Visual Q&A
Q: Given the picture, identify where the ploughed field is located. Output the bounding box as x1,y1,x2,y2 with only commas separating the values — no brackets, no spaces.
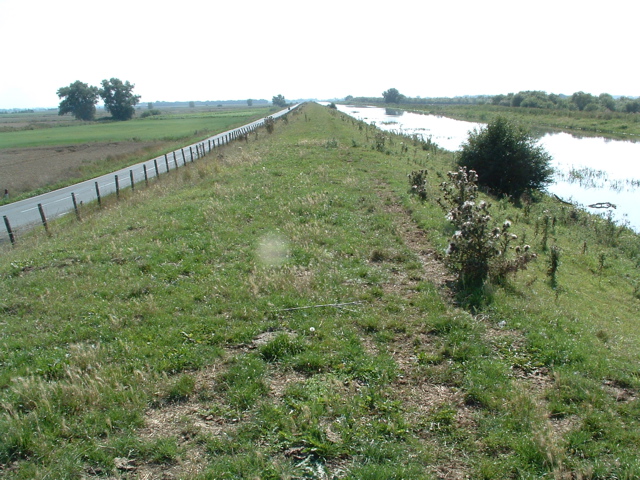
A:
0,141,161,194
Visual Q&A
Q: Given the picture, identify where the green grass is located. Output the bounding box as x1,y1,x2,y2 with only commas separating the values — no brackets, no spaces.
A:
0,103,639,478
0,107,272,149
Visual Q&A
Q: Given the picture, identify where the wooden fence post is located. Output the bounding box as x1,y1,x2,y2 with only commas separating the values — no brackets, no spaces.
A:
164,154,169,173
143,165,149,186
71,192,81,221
190,146,194,162
173,151,178,169
130,170,135,192
115,174,120,199
38,203,49,235
3,215,15,245
95,181,101,207
154,159,160,178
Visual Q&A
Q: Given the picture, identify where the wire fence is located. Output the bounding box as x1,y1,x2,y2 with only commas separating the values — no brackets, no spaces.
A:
1,108,296,247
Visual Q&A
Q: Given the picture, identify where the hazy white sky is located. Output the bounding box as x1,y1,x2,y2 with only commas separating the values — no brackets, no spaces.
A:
1,0,637,109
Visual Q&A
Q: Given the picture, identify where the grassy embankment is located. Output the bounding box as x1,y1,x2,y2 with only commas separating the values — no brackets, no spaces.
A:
0,106,273,202
379,103,640,140
1,103,639,478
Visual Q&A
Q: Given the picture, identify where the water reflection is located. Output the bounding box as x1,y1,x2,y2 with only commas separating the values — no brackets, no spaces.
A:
336,104,640,230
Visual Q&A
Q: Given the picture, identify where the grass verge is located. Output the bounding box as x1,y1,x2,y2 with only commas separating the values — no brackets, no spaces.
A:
0,103,638,479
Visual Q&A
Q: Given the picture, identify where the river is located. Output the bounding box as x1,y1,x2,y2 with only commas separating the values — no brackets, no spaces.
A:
336,105,640,231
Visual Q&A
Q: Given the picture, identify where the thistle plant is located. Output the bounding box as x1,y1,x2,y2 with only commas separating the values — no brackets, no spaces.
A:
264,116,275,134
437,167,536,288
407,169,428,201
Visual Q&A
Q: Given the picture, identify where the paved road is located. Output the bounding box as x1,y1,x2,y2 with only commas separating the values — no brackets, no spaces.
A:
0,105,298,245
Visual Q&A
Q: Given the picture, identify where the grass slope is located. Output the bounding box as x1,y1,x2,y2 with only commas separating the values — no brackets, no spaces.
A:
0,103,638,479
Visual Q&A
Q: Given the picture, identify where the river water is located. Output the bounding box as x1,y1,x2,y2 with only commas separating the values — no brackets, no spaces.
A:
336,105,640,231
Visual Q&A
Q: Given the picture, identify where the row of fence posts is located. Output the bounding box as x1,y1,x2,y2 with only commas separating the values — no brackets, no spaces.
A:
2,119,265,246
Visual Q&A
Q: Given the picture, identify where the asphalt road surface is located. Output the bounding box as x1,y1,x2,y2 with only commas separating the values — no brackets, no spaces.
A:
0,105,298,246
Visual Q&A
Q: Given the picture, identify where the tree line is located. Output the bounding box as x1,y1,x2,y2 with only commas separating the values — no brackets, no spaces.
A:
57,79,140,121
347,89,640,113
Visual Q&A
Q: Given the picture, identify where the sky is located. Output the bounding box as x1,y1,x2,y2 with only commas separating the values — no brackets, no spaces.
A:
1,0,637,109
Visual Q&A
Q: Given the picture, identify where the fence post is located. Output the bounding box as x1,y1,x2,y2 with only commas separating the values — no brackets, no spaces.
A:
38,203,49,235
190,146,194,162
143,165,149,186
164,154,169,173
130,170,135,192
173,151,178,169
115,174,120,199
154,159,160,178
95,181,101,207
3,215,15,245
71,192,81,221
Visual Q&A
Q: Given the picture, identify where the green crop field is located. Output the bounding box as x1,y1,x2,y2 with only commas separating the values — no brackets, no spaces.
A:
0,107,273,149
0,103,638,479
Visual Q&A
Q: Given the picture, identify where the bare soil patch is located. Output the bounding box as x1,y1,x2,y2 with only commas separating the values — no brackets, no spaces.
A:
0,141,161,195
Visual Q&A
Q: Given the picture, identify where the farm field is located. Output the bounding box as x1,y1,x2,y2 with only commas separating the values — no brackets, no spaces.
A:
0,103,639,478
0,106,272,200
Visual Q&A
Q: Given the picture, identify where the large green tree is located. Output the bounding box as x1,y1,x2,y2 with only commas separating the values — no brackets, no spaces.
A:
99,78,140,121
272,94,287,107
382,88,403,104
457,116,553,198
57,81,99,121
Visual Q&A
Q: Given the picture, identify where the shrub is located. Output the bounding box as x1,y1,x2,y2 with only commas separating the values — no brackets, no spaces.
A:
437,167,536,289
264,116,275,134
457,116,553,199
140,109,161,118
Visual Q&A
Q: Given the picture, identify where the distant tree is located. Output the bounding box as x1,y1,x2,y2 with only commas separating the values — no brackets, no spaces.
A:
625,100,640,113
57,80,99,121
345,95,354,102
99,78,140,121
272,94,287,107
598,93,616,111
457,116,553,198
570,91,595,111
382,88,403,104
147,102,153,109
247,99,253,107
189,101,195,108
491,94,506,105
510,92,525,107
